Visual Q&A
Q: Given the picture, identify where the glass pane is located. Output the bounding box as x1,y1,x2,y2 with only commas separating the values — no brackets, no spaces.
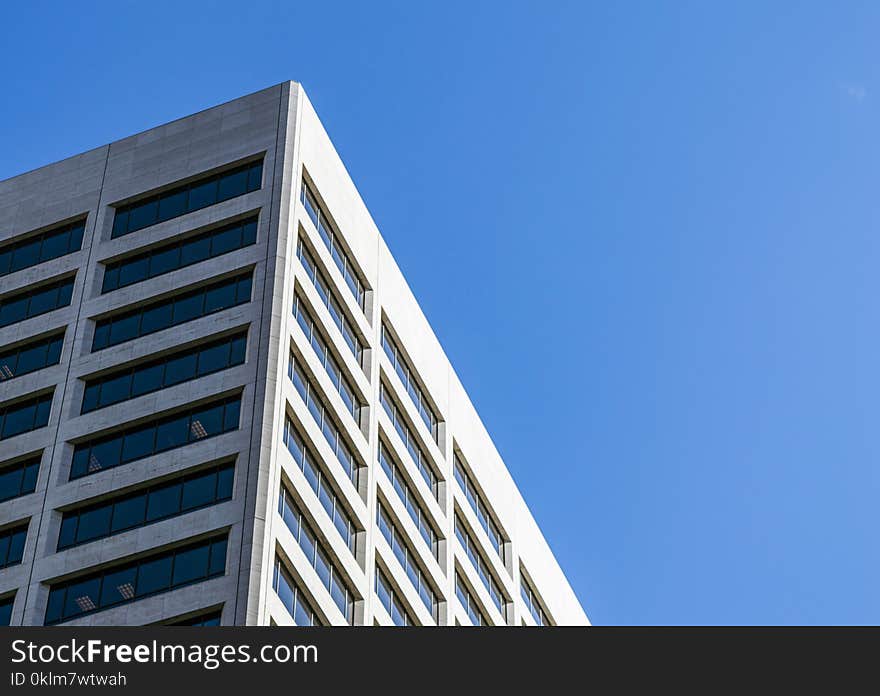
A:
216,466,234,499
46,336,63,365
15,342,48,375
63,577,101,618
117,256,149,288
97,373,131,408
172,292,204,324
222,399,240,431
164,353,197,386
0,295,28,327
187,180,218,211
76,505,113,543
21,460,38,492
197,342,229,376
111,210,129,237
58,515,78,549
217,169,248,201
172,544,210,585
10,239,41,271
247,163,263,192
146,484,181,521
0,466,23,502
128,200,159,231
242,220,258,244
139,302,173,335
2,402,36,438
108,313,140,345
204,281,237,314
155,414,189,451
181,471,217,510
148,245,180,277
229,335,247,364
180,236,211,266
136,556,172,596
24,284,58,316
210,225,241,256
110,493,147,533
189,403,224,440
102,266,120,292
208,538,227,575
130,362,165,397
157,190,188,222
100,566,137,607
88,437,123,473
40,229,71,260
121,425,155,462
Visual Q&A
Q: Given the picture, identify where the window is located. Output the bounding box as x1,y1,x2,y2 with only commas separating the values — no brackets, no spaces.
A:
288,358,360,487
165,609,222,626
58,462,234,550
92,272,252,351
282,417,357,552
380,383,439,499
70,395,241,479
277,490,355,623
456,572,490,626
0,392,53,441
0,595,13,626
520,571,552,626
103,216,258,293
0,454,40,503
0,333,64,383
82,332,247,413
374,566,415,626
299,181,366,309
0,276,74,329
377,503,438,621
295,240,363,366
455,514,506,616
0,219,85,278
0,522,28,569
111,161,263,238
272,558,323,626
381,323,440,442
292,294,363,421
44,534,228,625
378,442,438,557
454,453,506,563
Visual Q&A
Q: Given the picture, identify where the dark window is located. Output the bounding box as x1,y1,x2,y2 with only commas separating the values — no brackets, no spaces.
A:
0,332,64,382
0,523,28,569
45,534,228,624
0,455,40,503
0,392,52,441
102,216,258,293
0,595,13,626
0,219,85,278
92,272,252,351
166,609,222,626
111,160,263,238
70,396,241,479
0,277,74,329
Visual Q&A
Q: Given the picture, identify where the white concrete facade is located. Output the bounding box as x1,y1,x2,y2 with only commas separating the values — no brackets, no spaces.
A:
0,82,588,626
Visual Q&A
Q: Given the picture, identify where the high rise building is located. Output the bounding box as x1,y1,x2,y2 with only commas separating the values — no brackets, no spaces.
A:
0,82,588,626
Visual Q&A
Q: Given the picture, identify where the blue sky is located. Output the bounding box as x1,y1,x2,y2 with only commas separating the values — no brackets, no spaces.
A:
3,1,880,624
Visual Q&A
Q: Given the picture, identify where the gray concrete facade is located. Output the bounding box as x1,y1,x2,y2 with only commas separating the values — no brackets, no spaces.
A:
0,82,588,626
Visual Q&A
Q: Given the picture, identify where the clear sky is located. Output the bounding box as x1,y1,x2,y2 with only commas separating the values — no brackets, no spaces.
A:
3,1,879,625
